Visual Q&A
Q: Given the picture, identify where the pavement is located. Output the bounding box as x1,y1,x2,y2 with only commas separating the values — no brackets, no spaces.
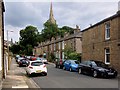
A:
1,58,40,89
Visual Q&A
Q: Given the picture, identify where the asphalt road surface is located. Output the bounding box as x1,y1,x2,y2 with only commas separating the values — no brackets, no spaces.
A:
31,63,118,88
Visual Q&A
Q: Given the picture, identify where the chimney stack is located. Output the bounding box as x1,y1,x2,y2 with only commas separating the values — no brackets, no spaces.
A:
118,1,120,11
117,1,120,14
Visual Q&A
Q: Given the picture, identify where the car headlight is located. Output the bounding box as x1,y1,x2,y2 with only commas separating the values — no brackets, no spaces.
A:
98,68,105,72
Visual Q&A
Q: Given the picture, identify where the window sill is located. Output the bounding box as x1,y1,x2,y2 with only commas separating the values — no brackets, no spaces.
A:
105,62,110,65
105,38,110,41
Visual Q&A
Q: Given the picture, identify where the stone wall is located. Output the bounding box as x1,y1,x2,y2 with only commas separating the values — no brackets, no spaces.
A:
82,15,120,73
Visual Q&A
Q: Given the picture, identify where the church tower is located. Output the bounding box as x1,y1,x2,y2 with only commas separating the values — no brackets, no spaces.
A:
47,2,56,24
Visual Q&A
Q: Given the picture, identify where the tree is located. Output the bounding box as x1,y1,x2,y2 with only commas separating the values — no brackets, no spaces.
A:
41,21,59,40
64,47,81,62
19,25,39,55
10,44,21,54
60,26,74,34
20,26,39,47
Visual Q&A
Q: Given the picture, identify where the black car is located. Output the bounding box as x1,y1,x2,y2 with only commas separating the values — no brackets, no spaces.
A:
18,59,29,67
78,60,118,78
55,59,66,69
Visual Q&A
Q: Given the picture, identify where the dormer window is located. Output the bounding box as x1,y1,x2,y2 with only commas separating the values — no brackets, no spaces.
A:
105,22,110,40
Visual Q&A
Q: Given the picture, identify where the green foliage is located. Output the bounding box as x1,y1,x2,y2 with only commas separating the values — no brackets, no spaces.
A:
64,47,81,62
39,21,74,42
20,26,39,47
69,52,81,61
48,53,56,62
10,22,75,56
10,25,39,55
10,44,21,54
41,21,59,41
19,25,39,55
60,26,74,34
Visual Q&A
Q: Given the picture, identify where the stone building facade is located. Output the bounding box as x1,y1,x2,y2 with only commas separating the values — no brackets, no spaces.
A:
82,12,120,73
34,28,82,60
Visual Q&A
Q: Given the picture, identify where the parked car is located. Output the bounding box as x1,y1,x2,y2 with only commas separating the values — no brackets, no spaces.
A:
16,57,25,63
30,56,37,61
55,59,66,69
18,59,29,67
25,60,47,76
78,60,118,78
40,58,48,64
15,55,20,61
63,60,79,72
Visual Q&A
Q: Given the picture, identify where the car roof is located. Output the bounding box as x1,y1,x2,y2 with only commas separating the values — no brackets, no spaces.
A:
82,60,103,63
29,60,43,63
68,60,77,61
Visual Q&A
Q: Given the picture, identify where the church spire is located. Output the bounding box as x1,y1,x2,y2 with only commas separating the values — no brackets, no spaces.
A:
48,2,56,24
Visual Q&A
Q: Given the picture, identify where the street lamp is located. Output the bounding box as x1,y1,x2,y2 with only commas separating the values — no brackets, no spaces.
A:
6,30,13,70
7,30,13,50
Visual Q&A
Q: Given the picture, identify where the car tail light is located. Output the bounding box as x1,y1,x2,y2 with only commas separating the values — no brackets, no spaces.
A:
43,65,46,68
29,66,33,69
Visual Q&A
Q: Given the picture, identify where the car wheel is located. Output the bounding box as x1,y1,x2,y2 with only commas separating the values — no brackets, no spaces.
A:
26,71,30,77
55,64,57,68
44,73,47,76
93,71,98,78
69,67,72,72
78,68,82,74
63,66,66,70
58,65,61,69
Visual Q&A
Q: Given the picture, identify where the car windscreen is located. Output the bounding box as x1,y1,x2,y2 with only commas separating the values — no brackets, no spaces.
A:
18,58,24,60
71,60,79,64
95,61,108,67
31,62,43,66
20,59,26,62
41,58,46,60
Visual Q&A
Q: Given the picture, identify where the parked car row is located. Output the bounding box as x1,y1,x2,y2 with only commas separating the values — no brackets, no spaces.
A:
15,55,48,76
55,59,118,78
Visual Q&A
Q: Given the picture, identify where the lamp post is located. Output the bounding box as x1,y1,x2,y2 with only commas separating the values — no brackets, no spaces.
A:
7,30,13,54
6,30,13,70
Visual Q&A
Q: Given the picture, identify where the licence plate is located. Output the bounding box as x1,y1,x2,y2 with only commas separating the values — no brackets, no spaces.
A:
108,73,114,75
36,70,42,73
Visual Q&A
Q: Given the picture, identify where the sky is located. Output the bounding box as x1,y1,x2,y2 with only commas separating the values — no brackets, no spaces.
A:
4,0,120,42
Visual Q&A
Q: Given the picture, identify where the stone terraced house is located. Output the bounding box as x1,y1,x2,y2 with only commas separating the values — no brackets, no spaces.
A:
82,9,120,73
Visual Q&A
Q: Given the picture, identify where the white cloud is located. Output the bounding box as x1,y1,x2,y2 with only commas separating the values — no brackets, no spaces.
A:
4,0,120,2
4,2,119,42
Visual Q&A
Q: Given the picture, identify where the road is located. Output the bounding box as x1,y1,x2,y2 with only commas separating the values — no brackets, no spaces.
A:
30,63,118,88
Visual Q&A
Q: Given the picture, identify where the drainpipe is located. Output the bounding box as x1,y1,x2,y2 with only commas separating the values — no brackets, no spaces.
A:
2,1,5,79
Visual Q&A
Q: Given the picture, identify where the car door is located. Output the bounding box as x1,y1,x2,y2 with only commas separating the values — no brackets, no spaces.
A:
80,61,88,73
65,60,70,70
86,61,93,75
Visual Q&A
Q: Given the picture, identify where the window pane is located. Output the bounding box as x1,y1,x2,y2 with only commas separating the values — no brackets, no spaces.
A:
106,54,110,63
106,49,110,53
105,23,110,39
106,29,110,38
105,48,110,64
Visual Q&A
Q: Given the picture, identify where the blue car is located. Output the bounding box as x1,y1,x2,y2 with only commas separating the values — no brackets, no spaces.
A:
63,60,79,72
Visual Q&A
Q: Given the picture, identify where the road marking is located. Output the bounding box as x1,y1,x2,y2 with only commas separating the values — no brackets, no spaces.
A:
12,85,28,88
